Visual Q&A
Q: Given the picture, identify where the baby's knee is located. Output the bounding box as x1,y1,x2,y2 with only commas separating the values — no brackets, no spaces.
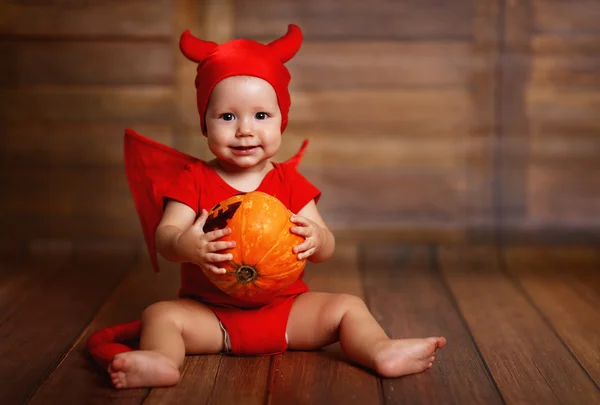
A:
330,294,366,314
141,301,181,326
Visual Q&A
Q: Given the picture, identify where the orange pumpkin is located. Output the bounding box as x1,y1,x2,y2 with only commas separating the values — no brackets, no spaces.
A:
202,191,306,303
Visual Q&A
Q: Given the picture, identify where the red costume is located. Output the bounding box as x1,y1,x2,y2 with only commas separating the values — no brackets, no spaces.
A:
87,24,320,368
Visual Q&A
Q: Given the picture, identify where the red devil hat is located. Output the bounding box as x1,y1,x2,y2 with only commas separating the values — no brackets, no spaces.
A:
179,24,302,135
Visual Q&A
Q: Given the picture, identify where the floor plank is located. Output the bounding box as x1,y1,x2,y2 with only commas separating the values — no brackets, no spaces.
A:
1,242,135,405
143,355,220,404
26,251,183,405
504,246,600,387
438,245,600,405
362,244,503,405
268,243,382,405
207,356,271,405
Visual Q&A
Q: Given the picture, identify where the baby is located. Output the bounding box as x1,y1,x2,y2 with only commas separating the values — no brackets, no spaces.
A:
109,24,446,389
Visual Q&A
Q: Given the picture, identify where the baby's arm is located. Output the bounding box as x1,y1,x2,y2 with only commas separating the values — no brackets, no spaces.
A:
291,200,335,263
155,200,196,262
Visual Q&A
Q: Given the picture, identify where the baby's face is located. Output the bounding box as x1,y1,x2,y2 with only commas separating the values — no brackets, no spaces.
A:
205,76,282,170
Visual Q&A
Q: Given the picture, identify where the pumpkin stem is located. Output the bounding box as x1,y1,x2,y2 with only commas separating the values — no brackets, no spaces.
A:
236,265,258,284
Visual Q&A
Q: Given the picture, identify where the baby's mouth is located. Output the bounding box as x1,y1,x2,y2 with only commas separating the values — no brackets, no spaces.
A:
231,146,258,150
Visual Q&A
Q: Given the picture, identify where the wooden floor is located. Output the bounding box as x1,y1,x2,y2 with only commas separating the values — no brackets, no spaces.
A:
1,240,600,405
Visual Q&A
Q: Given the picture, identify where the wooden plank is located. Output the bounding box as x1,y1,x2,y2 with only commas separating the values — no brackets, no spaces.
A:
305,167,468,228
526,87,600,135
531,34,600,88
495,0,534,242
0,242,136,405
283,90,472,137
205,357,271,405
235,0,474,40
268,243,381,405
0,123,173,166
505,246,600,386
0,0,172,38
361,244,502,405
527,165,600,226
530,134,599,166
0,41,174,86
0,241,72,326
26,251,191,405
0,86,174,123
533,0,600,33
143,356,221,405
269,351,379,405
2,216,141,240
438,245,600,404
0,167,131,215
287,41,472,90
465,0,500,241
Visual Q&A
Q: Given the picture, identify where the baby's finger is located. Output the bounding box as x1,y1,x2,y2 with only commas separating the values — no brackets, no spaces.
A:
293,240,312,254
206,227,232,241
204,264,226,275
290,225,311,237
209,240,236,252
205,252,233,263
298,247,316,260
290,215,310,225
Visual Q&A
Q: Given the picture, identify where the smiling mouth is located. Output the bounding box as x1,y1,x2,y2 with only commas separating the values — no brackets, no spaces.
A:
231,146,258,150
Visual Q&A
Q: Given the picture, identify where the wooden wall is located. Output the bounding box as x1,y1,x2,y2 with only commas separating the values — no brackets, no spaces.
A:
1,0,599,247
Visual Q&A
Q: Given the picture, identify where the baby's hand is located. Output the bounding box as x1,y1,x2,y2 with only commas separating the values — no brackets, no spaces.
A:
175,209,236,274
290,215,324,260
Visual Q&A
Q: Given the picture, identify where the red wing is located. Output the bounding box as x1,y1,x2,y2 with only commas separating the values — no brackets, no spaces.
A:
124,129,200,272
282,139,309,169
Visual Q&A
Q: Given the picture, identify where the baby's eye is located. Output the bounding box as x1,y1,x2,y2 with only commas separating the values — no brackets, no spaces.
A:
255,112,268,120
221,113,234,121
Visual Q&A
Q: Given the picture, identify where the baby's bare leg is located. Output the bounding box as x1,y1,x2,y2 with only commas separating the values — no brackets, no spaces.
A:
286,292,446,378
108,298,223,389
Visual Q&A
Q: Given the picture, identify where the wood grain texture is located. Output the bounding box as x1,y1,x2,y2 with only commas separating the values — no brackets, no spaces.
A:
0,123,174,166
527,164,600,226
533,0,600,33
495,0,533,238
284,90,472,137
304,167,468,229
0,86,174,123
0,41,174,86
235,0,473,40
144,355,221,404
532,34,600,88
361,244,503,405
466,0,500,239
207,356,271,405
439,245,600,405
288,41,473,90
0,0,172,38
526,87,600,135
1,242,136,405
504,246,600,386
27,252,182,405
269,351,380,405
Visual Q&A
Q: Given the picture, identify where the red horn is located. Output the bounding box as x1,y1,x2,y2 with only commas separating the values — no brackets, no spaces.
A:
179,30,218,63
267,24,303,63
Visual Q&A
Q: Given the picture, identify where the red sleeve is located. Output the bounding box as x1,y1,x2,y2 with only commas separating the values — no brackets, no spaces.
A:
289,169,321,214
163,163,200,214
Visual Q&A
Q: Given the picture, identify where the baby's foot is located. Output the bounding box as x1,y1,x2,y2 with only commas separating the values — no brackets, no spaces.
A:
108,350,180,389
373,336,446,378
